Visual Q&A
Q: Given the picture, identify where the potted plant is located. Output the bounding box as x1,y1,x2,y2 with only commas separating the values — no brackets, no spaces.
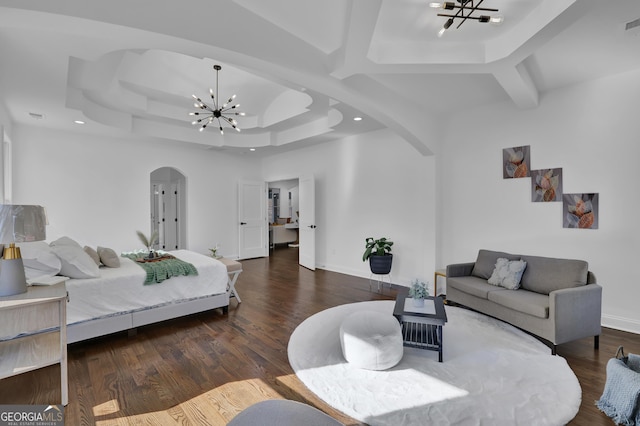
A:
362,237,393,275
409,279,429,307
208,244,221,259
137,230,159,259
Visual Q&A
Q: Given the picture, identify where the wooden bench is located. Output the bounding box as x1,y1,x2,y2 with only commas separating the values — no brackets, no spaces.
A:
218,257,243,303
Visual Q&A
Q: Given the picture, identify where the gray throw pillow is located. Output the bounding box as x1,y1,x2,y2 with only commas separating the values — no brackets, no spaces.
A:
84,246,101,266
97,246,120,268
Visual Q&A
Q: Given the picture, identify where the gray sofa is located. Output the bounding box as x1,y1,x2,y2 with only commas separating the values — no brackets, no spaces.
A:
446,249,602,355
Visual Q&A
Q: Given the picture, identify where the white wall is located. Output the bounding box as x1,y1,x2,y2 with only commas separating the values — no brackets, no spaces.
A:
11,125,261,258
262,129,437,290
440,68,640,333
0,103,13,203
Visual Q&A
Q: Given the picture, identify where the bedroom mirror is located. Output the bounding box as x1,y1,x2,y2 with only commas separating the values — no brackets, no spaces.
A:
150,167,186,251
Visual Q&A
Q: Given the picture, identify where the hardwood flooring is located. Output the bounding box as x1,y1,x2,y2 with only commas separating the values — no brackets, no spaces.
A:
1,247,638,425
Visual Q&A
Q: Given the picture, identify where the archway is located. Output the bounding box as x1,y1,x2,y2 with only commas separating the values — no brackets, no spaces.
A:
150,167,186,250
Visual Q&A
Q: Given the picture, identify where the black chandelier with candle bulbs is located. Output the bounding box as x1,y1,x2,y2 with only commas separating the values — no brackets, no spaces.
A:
430,0,503,37
190,64,245,135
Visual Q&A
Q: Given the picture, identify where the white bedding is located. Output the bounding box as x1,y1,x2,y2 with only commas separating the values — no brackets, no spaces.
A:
66,250,228,325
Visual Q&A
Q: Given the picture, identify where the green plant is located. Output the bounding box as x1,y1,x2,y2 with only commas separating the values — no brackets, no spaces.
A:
409,279,429,299
208,245,220,258
362,237,393,262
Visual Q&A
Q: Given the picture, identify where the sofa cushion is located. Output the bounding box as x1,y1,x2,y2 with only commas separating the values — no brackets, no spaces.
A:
487,288,550,319
488,258,527,290
520,255,588,295
447,275,506,300
471,249,521,279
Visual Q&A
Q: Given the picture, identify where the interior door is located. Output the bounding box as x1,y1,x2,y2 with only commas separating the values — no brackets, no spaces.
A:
298,174,316,270
238,180,268,259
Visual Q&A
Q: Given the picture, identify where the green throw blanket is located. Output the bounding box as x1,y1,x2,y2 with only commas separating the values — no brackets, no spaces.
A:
122,253,198,285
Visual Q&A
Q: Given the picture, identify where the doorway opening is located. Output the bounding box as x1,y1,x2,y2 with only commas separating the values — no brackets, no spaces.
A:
268,179,300,259
150,167,186,250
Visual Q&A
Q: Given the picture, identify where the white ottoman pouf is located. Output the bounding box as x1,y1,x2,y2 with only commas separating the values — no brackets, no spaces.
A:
339,310,404,370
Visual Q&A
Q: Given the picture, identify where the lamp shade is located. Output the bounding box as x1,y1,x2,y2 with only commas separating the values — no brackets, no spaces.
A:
0,205,47,297
0,205,47,244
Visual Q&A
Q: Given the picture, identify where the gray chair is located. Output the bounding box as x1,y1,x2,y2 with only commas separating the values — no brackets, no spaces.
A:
227,400,344,426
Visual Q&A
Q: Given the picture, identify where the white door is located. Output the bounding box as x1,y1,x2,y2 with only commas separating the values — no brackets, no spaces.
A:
298,174,316,270
238,180,268,259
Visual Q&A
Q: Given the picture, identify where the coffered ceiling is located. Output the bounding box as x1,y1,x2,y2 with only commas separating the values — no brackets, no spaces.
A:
0,0,639,156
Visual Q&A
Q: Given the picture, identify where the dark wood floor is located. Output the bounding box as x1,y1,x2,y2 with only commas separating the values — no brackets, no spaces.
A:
1,247,638,425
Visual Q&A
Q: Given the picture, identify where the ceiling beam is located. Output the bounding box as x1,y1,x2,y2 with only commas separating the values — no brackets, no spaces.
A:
329,0,382,80
492,62,539,109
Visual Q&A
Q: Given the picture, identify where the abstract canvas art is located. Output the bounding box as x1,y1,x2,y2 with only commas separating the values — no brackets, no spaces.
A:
563,193,599,229
531,168,563,202
503,145,530,179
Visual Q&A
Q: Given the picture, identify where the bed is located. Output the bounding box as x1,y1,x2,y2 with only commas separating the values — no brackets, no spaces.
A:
65,250,229,343
17,238,230,343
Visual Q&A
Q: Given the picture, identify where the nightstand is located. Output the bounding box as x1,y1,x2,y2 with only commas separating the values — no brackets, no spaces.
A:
0,282,68,405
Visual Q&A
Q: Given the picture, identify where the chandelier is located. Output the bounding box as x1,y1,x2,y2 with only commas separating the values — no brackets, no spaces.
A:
190,64,245,135
429,1,504,37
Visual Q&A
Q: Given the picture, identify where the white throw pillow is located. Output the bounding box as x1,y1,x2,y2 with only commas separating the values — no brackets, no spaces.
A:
17,241,62,280
50,236,82,248
97,246,120,268
488,258,527,290
51,244,100,279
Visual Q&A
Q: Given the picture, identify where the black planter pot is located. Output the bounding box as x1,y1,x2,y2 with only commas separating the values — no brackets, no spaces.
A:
369,254,393,275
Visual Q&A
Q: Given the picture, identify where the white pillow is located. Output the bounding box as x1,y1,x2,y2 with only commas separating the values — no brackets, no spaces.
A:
488,258,527,290
51,244,100,279
50,236,82,248
97,246,120,268
17,241,62,280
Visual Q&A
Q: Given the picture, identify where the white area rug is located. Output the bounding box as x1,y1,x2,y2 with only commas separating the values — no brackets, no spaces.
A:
288,301,581,426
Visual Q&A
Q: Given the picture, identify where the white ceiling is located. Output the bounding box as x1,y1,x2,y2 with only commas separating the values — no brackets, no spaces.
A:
0,0,639,157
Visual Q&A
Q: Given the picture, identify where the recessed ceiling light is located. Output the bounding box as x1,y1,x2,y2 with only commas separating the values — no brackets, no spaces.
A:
353,117,363,121
74,120,85,125
250,148,256,152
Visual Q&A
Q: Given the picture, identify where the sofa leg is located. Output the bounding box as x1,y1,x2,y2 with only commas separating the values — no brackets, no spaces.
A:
594,335,599,350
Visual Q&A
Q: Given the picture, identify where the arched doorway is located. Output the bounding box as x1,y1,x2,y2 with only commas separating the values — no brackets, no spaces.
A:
150,167,186,250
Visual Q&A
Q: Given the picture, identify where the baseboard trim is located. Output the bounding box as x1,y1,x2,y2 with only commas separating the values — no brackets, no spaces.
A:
602,314,640,335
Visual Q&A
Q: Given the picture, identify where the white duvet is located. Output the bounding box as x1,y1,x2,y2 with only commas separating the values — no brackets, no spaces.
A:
66,250,228,325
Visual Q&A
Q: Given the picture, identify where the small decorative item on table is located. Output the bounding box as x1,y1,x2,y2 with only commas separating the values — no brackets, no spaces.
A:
409,279,429,307
209,244,222,259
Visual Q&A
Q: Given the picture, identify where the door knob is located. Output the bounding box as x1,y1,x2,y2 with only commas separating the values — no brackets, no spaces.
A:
309,224,316,229
240,222,247,225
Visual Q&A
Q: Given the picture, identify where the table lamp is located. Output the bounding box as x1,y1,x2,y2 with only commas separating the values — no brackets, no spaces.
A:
0,205,47,297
